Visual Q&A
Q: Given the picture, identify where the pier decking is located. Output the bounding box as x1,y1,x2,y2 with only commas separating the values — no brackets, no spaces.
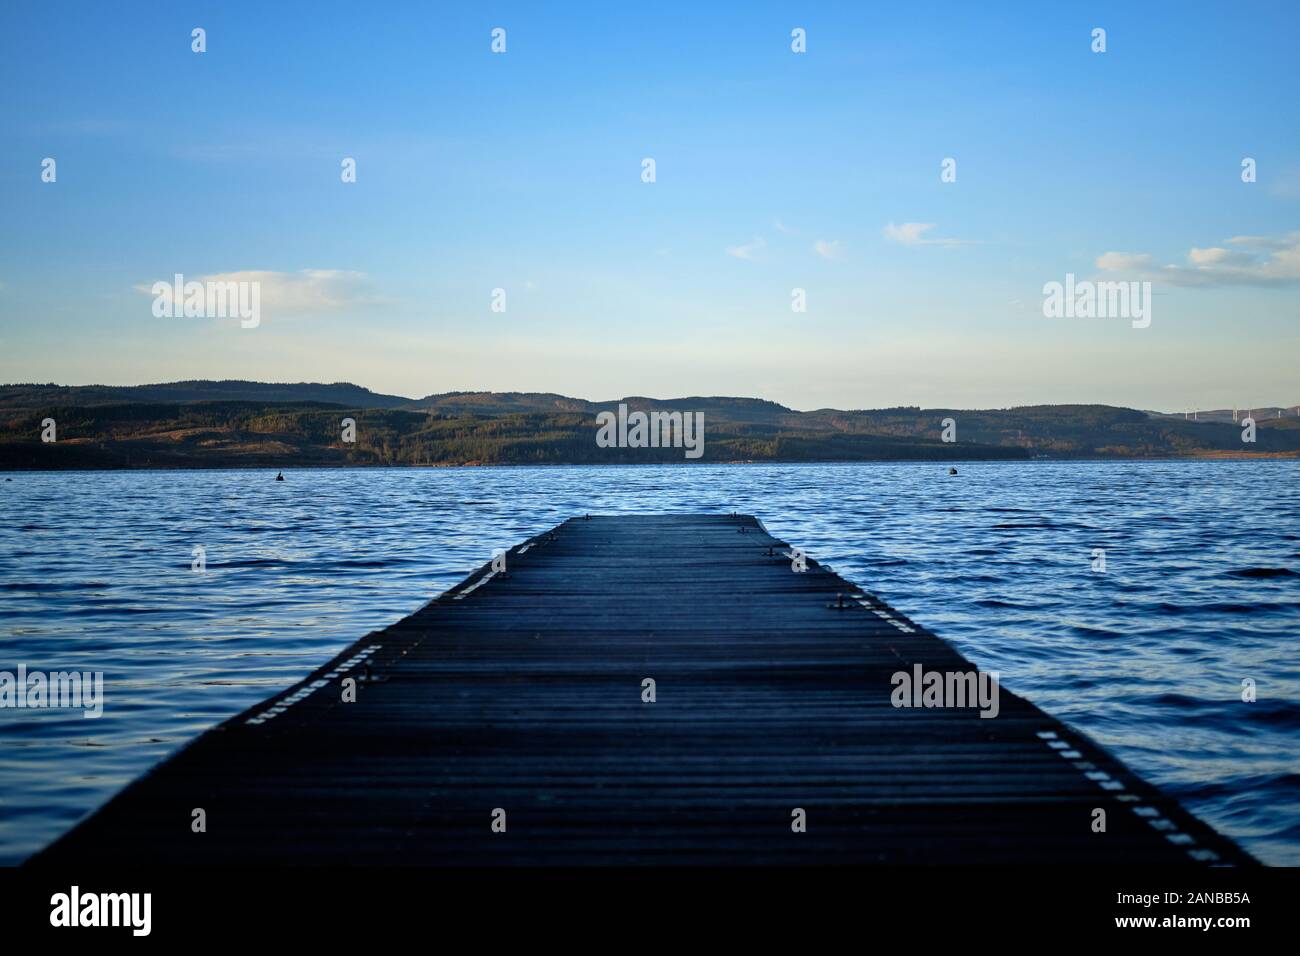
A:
32,514,1253,865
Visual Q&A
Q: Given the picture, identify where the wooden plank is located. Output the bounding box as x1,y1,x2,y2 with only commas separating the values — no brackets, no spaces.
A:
29,514,1254,865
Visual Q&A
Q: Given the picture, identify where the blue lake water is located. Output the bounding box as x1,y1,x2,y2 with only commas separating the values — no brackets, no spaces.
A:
1,461,1297,864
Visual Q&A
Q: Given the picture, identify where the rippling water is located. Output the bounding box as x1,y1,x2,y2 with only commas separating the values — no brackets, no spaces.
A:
1,462,1297,864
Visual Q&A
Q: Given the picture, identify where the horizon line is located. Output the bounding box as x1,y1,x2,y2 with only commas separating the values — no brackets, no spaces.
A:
3,379,1299,418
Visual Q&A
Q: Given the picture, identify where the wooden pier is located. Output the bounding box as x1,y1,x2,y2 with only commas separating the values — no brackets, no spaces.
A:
31,514,1253,865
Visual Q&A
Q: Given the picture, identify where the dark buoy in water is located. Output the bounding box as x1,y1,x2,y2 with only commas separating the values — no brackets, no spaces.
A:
275,472,285,481
948,467,958,476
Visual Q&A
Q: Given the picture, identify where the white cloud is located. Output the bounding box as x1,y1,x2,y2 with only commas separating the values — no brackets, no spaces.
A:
773,219,794,234
884,222,931,245
1187,247,1253,267
726,237,766,261
1226,232,1300,251
136,269,376,312
1095,252,1153,272
882,222,972,247
1097,232,1300,286
812,239,842,260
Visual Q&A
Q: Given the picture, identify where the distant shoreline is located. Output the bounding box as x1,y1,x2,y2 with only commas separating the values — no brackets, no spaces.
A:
4,454,1296,474
4,383,1297,468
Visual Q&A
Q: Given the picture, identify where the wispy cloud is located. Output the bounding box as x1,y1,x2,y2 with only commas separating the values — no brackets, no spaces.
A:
136,269,378,312
883,222,972,247
1095,252,1153,272
725,237,766,261
1224,233,1300,252
812,239,842,260
1096,232,1300,286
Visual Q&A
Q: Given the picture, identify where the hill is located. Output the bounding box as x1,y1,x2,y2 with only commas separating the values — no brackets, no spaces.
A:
0,382,1296,468
0,380,411,412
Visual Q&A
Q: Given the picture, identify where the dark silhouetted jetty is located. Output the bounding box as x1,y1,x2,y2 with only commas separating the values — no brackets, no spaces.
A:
32,514,1253,865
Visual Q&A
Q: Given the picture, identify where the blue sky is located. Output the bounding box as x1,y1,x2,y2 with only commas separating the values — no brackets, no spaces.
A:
1,0,1296,411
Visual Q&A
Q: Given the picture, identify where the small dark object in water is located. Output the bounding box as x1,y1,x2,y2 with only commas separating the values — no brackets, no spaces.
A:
948,468,958,476
275,472,284,482
1228,567,1297,579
